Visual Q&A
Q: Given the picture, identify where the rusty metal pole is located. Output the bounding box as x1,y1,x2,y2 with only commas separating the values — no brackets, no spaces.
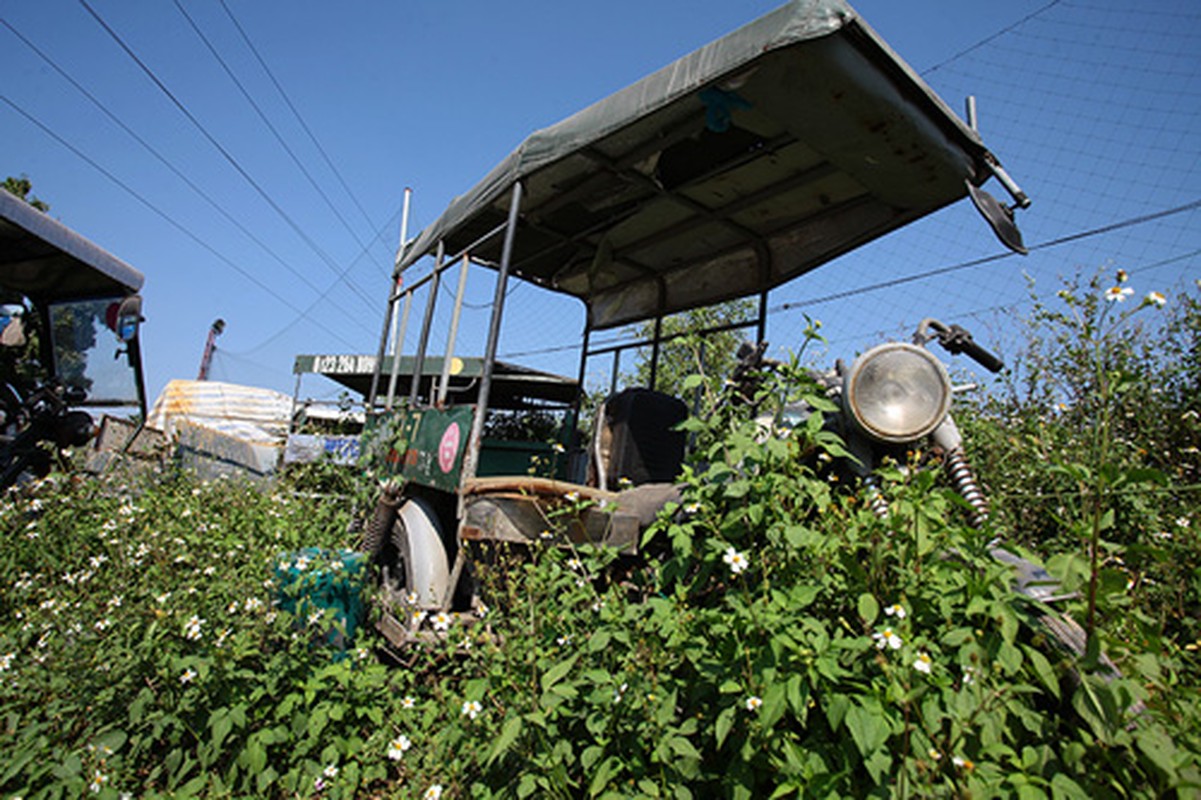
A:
197,318,225,381
461,181,522,482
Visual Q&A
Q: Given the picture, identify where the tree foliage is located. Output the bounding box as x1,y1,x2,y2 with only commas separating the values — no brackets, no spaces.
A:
628,299,756,399
3,175,50,212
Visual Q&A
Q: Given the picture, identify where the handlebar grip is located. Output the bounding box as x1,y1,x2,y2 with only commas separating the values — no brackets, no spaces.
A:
960,338,1005,373
939,324,1005,373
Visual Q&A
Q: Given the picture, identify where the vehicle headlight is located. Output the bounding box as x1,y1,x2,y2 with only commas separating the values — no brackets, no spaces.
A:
844,343,951,443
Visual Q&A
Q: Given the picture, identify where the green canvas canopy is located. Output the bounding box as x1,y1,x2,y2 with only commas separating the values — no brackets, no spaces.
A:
396,0,1021,330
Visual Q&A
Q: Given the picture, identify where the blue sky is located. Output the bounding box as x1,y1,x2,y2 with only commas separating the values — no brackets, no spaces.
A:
3,1,1198,407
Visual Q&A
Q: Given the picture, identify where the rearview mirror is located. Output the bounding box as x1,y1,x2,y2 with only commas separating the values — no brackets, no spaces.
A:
106,295,143,343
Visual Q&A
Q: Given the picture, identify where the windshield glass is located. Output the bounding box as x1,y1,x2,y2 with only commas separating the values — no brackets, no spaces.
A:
49,297,140,406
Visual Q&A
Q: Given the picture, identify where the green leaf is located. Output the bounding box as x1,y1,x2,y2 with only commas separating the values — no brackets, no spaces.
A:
486,715,524,766
307,705,329,740
517,773,539,798
128,688,154,725
94,728,127,754
667,735,702,759
844,701,889,758
212,711,233,752
997,641,1023,674
761,682,788,729
1016,784,1044,800
178,775,208,796
244,740,267,775
256,766,279,794
999,605,1020,644
52,753,82,780
638,779,662,797
588,756,620,797
857,593,879,626
540,654,579,692
1049,773,1091,800
824,693,850,731
864,749,891,785
1117,466,1168,487
715,706,737,748
724,479,751,499
1135,725,1179,781
581,745,604,771
1071,677,1118,743
785,677,810,726
1023,645,1061,699
654,689,678,726
588,630,611,654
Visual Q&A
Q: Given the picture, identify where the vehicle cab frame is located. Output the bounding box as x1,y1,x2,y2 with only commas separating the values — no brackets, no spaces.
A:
0,189,148,444
363,0,1029,632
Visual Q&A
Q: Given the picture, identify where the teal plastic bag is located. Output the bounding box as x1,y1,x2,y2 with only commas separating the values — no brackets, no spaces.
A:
273,547,367,654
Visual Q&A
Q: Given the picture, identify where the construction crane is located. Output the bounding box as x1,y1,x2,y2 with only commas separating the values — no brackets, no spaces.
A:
197,318,225,381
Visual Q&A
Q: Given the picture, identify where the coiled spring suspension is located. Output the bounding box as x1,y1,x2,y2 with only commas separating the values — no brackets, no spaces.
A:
944,447,989,528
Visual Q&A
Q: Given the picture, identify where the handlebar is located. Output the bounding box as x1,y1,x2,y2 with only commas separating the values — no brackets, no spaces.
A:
954,333,1005,373
915,319,1005,373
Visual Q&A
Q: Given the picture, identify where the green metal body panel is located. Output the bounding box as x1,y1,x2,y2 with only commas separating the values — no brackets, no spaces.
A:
365,406,575,490
370,405,476,492
477,438,570,480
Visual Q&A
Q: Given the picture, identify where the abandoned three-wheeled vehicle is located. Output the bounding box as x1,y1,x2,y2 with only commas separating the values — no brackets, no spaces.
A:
0,188,147,488
359,0,1030,648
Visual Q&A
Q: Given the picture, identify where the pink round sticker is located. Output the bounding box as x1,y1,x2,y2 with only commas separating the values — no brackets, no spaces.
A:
438,422,461,474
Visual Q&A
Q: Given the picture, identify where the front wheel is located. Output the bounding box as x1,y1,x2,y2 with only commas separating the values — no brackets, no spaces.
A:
382,496,452,610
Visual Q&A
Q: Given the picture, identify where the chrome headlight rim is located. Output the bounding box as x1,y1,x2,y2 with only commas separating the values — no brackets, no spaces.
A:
844,342,952,444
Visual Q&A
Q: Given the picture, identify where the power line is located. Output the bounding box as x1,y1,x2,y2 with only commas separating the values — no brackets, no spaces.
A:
920,0,1064,75
77,0,379,313
0,93,362,351
771,198,1201,315
216,0,385,255
225,206,404,357
171,0,390,282
493,198,1201,364
0,15,378,340
210,347,294,384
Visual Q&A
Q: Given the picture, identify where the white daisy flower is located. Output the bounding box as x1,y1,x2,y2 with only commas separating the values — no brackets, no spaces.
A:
387,734,412,761
722,546,749,575
872,628,902,650
1104,285,1134,303
88,770,108,793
